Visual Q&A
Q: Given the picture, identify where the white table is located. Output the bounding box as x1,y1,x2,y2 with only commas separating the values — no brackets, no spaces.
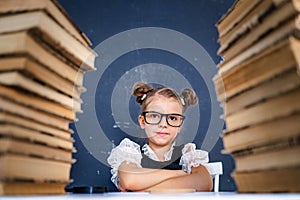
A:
1,192,300,200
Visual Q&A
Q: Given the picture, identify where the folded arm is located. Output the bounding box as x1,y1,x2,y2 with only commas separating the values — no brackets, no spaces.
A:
118,161,187,191
139,164,213,192
118,162,212,192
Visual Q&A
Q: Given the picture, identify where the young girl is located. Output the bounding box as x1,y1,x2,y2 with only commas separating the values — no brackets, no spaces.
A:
107,82,213,192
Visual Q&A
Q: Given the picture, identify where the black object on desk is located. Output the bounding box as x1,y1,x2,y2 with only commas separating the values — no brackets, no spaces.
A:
65,186,108,193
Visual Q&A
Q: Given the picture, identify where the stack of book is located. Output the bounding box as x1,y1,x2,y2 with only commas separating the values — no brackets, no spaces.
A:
214,0,300,193
0,0,96,195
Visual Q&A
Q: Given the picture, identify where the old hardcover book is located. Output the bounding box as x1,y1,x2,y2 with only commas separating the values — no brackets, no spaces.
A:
0,31,84,86
232,167,300,192
0,97,71,131
0,85,76,121
222,112,300,153
0,56,84,100
0,124,74,151
218,0,300,61
0,137,73,163
218,15,300,74
0,71,82,112
216,0,262,37
0,10,97,71
0,154,71,182
233,139,300,172
214,36,300,101
224,68,300,116
0,0,91,47
225,87,300,132
0,112,72,140
218,0,281,46
0,181,67,195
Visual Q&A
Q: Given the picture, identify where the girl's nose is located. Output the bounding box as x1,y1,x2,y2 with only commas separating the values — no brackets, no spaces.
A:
158,116,168,127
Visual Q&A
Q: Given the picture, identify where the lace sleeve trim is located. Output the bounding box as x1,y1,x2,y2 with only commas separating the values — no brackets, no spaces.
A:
179,143,209,174
107,138,142,187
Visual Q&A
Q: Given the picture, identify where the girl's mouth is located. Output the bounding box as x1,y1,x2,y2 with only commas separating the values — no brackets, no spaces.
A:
156,132,169,136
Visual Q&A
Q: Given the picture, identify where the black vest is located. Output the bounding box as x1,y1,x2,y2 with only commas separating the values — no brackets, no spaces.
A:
140,145,184,170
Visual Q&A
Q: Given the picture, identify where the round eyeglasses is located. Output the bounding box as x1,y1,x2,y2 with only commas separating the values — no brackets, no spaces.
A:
142,111,185,127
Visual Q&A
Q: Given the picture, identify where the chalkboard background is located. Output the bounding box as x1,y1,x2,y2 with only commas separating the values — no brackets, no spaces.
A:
57,0,236,192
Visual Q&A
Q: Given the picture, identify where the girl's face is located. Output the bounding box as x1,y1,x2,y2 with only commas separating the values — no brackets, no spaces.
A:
138,95,183,150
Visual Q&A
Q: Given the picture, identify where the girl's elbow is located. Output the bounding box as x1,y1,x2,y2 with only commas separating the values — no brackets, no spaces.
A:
118,172,139,191
206,177,213,191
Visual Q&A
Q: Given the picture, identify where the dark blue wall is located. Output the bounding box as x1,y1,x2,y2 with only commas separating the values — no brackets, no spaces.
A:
57,0,236,192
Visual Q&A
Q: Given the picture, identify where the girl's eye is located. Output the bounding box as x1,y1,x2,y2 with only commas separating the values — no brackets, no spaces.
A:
150,114,160,119
169,115,179,121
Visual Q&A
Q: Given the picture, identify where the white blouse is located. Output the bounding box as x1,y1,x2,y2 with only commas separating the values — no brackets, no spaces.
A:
107,138,210,187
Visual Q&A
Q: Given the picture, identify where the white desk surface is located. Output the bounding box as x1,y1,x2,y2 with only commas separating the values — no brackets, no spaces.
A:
1,192,300,200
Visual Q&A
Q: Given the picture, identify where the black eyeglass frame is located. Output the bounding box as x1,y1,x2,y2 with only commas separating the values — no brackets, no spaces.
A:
141,111,185,127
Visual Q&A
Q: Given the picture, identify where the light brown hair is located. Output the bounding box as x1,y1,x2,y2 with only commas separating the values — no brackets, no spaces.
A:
132,82,198,113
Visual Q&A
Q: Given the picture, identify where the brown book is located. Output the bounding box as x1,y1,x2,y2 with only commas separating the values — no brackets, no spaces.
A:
214,36,300,101
225,87,300,132
0,0,91,47
0,10,97,71
0,181,67,195
218,0,300,60
0,56,84,100
0,85,76,121
0,96,71,131
0,71,82,112
0,31,84,86
0,154,71,182
222,113,300,153
0,112,72,140
232,167,300,192
216,0,264,37
218,15,300,74
224,68,300,116
218,0,280,46
0,124,74,151
233,139,300,172
0,137,73,163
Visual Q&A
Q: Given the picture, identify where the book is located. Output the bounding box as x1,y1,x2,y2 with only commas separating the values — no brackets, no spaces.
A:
0,71,82,112
233,138,300,172
214,36,300,102
0,85,76,121
0,153,71,182
0,181,67,195
0,31,84,86
216,0,263,37
0,56,85,100
225,87,300,132
0,112,72,140
0,124,74,151
0,137,73,163
218,0,278,46
0,0,91,47
0,96,71,131
222,112,300,153
0,0,96,195
224,68,300,116
216,0,300,194
218,0,300,61
0,10,97,71
232,167,300,192
218,15,300,75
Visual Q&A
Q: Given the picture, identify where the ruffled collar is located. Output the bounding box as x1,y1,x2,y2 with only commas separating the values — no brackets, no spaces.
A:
141,142,175,161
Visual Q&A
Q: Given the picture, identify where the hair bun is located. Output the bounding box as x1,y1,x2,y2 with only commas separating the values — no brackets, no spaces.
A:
132,82,154,105
181,88,198,108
